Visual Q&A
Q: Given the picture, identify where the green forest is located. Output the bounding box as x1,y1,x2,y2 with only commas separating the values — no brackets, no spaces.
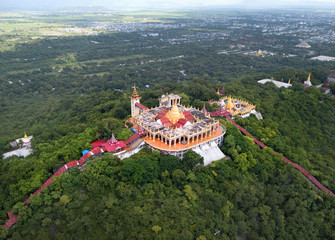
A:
1,77,335,239
1,9,335,240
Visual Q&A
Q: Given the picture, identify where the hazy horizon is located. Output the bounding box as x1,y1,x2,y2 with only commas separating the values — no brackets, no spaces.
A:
1,0,335,11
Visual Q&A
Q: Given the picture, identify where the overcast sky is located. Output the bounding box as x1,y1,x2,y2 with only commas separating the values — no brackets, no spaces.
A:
1,0,335,10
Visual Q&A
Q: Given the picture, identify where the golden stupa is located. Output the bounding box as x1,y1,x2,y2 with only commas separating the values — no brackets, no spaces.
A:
226,96,235,111
288,79,291,84
166,100,185,124
24,132,28,139
307,74,311,82
256,49,263,56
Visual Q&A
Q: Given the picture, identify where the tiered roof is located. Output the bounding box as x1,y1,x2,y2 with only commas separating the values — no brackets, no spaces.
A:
130,84,141,100
210,105,229,117
90,135,127,153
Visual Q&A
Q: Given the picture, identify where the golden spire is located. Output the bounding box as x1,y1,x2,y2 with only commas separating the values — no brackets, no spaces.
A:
24,132,28,139
217,88,220,95
226,96,235,112
288,79,291,84
166,100,185,124
307,74,311,82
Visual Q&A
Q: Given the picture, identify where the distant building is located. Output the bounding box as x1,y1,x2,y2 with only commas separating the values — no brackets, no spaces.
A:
258,78,292,88
15,133,33,148
295,42,311,48
3,133,34,159
310,55,335,62
256,49,263,56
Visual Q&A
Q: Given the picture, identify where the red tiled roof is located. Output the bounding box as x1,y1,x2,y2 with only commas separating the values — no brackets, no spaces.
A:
160,116,170,123
174,122,182,128
66,161,78,168
163,121,173,127
160,109,168,114
91,140,105,148
135,102,148,110
178,118,187,125
185,114,194,121
183,110,192,116
156,113,166,119
104,141,127,152
91,146,100,151
91,148,102,155
124,133,140,145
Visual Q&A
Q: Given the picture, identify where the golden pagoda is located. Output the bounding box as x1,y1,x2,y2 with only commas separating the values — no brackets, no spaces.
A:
226,96,235,112
165,100,185,124
256,49,263,56
130,84,141,100
24,132,28,139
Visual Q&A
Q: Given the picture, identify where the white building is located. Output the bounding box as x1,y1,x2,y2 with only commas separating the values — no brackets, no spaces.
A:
3,133,34,159
310,55,335,62
258,79,292,88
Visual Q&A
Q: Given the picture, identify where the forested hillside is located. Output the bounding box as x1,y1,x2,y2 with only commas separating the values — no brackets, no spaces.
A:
1,78,335,239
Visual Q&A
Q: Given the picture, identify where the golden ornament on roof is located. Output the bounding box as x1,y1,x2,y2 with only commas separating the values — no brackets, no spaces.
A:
165,100,185,124
226,96,235,111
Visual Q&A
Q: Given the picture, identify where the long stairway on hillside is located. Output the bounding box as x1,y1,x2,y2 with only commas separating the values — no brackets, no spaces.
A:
224,115,334,196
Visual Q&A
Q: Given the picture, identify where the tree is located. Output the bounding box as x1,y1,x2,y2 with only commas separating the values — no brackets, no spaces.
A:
120,156,159,185
96,118,122,140
234,152,256,172
159,155,182,173
152,225,162,234
182,150,204,170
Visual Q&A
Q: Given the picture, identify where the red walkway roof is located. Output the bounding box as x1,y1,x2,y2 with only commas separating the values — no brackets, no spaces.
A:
135,102,148,110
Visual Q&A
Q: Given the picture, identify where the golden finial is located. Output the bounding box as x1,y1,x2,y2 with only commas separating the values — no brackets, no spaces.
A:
24,132,28,139
307,74,311,82
288,79,291,84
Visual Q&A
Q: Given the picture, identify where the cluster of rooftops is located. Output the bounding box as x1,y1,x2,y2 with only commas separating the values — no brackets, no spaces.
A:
134,105,218,137
90,127,146,153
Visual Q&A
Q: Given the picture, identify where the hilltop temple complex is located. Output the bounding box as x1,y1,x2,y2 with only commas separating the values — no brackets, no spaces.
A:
130,87,226,164
93,85,263,165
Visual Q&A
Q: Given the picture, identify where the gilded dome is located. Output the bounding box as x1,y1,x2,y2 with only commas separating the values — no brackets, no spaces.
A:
226,96,235,111
166,102,185,124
